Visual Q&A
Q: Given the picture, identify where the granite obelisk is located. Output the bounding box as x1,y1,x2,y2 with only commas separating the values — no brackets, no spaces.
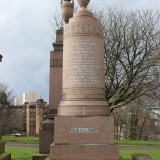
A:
49,0,119,159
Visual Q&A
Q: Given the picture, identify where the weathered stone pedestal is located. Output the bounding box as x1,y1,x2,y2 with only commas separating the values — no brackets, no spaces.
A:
0,136,11,160
50,116,119,160
32,111,54,160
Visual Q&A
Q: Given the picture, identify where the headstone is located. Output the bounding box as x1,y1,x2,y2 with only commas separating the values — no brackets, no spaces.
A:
49,0,119,160
0,136,11,160
132,154,153,160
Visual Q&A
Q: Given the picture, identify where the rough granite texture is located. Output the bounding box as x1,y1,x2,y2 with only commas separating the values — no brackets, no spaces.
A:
54,116,114,144
50,143,119,160
39,120,54,154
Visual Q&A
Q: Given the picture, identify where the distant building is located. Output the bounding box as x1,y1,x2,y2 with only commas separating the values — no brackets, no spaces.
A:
24,99,48,136
14,92,42,105
3,99,48,136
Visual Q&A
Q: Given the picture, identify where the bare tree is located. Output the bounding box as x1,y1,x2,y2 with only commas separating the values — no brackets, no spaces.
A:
103,9,160,111
113,107,127,140
0,83,14,135
113,97,153,140
129,98,154,140
51,8,160,111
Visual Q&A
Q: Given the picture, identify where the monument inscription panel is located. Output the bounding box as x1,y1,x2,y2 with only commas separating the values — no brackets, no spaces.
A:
70,128,99,133
63,36,105,89
54,116,114,145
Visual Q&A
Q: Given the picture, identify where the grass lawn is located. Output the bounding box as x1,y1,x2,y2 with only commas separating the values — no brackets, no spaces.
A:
120,150,160,160
3,136,160,159
2,136,39,143
5,148,160,160
3,136,160,147
6,148,38,160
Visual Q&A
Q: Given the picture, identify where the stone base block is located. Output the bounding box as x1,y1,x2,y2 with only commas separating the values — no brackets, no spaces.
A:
0,153,11,160
54,116,114,144
45,155,50,160
58,101,110,116
50,144,119,160
32,152,48,160
39,120,54,154
0,141,5,154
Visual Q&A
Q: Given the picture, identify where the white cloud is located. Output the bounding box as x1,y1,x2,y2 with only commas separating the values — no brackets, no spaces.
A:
0,0,160,103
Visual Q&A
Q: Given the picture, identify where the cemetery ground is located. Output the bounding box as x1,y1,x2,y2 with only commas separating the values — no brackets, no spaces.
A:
2,136,160,160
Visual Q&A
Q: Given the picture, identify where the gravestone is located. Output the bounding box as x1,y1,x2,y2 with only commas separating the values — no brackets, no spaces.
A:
49,0,119,159
0,135,11,160
132,154,153,160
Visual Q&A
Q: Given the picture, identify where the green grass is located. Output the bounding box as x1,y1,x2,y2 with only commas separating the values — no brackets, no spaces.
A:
2,136,39,143
3,136,160,146
120,150,160,160
116,140,160,146
6,148,160,160
6,148,38,160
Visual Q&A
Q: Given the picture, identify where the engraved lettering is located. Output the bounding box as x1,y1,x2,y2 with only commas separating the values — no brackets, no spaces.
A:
70,128,99,133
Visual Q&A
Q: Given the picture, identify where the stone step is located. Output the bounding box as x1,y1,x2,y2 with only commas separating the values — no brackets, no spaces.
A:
0,152,11,160
50,144,119,160
45,155,50,160
0,141,5,154
32,152,48,160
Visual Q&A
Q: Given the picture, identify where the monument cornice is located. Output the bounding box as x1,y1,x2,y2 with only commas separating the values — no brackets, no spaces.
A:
64,23,103,38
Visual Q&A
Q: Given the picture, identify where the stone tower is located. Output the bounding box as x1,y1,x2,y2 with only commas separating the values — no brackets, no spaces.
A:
49,0,119,159
49,29,63,112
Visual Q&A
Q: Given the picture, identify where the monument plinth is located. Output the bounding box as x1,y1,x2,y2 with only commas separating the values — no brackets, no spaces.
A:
49,0,119,159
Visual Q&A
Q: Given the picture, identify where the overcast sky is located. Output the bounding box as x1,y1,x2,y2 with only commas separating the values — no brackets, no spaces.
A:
0,0,160,103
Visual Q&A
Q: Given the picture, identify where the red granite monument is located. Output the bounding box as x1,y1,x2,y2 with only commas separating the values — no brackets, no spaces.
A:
38,27,64,155
49,0,119,159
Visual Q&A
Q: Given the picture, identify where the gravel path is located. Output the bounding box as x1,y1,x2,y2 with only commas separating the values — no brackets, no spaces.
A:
5,143,160,150
6,142,39,148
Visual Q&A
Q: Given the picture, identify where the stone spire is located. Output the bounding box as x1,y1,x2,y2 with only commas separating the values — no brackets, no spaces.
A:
61,0,74,24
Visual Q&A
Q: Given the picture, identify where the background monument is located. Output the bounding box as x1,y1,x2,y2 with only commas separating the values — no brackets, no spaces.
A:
49,0,119,159
38,28,64,154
